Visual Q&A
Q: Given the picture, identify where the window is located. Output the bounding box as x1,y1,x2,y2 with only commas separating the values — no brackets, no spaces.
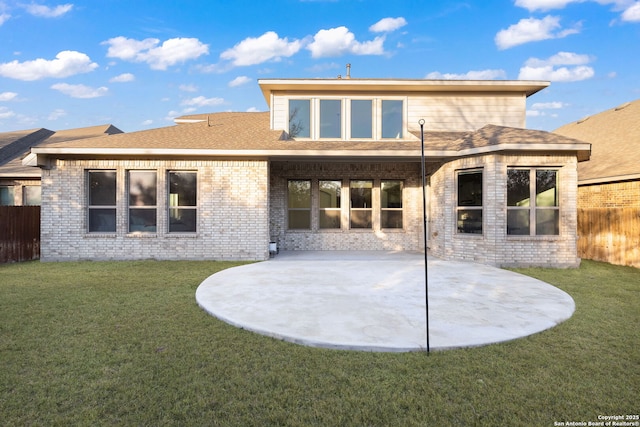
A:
507,169,559,236
350,180,372,228
23,186,41,206
351,100,372,138
319,180,341,229
128,171,157,232
88,171,116,232
169,171,197,232
0,186,14,205
289,99,310,138
319,99,342,138
457,170,483,234
381,180,403,228
288,180,311,229
381,100,403,139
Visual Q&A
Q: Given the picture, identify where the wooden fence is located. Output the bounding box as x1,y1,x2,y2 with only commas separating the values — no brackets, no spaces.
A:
577,208,640,268
0,206,40,263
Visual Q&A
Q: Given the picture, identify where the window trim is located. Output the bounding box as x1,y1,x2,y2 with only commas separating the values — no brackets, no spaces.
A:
507,168,560,237
456,169,484,235
127,170,158,233
380,179,404,229
287,179,312,230
168,170,198,233
87,170,117,233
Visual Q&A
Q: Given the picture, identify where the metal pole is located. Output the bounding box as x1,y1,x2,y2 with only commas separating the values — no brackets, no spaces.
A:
419,119,430,354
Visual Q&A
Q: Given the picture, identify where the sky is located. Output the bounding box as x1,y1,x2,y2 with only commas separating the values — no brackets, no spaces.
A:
0,0,639,133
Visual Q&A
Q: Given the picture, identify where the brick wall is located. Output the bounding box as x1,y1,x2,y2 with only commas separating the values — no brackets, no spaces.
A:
269,161,426,251
578,180,640,208
40,159,269,261
429,154,580,268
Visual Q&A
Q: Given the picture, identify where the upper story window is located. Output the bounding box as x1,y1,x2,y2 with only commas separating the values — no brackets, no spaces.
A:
288,98,404,140
381,100,403,139
350,100,372,139
319,99,342,138
88,170,116,232
289,99,311,138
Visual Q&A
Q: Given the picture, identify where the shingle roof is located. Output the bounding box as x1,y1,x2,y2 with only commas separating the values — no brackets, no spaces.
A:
33,112,589,163
554,99,640,183
0,124,122,177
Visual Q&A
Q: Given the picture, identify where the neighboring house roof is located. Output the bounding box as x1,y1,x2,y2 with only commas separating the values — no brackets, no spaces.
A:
554,99,640,184
27,112,590,164
0,124,123,178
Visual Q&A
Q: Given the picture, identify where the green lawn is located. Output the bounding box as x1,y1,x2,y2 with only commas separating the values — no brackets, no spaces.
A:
1,259,638,426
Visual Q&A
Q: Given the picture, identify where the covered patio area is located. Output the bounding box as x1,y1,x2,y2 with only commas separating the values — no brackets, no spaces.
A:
195,251,575,352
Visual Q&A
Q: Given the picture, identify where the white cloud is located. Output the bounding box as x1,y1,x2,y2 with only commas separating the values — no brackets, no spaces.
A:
426,69,507,80
622,2,640,21
179,84,198,92
516,0,640,22
51,83,108,98
246,107,260,112
369,17,407,33
0,12,10,25
0,50,97,81
515,0,580,11
524,51,592,66
180,96,225,107
47,108,67,120
495,15,580,49
518,52,595,81
0,91,18,101
531,101,567,109
0,106,16,119
103,36,209,70
141,119,153,126
220,32,302,66
109,73,135,83
307,26,386,58
228,76,251,87
24,3,73,18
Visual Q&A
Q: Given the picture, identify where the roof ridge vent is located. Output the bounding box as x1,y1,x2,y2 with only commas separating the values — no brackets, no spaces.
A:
576,116,590,124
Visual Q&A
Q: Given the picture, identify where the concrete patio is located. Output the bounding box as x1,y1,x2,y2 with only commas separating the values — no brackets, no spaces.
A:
195,251,575,352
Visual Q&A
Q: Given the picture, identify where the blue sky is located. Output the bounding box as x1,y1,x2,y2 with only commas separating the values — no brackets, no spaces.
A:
0,0,638,133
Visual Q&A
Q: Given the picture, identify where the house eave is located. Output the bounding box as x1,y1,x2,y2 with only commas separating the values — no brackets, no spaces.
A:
578,173,640,186
27,142,590,163
258,78,550,107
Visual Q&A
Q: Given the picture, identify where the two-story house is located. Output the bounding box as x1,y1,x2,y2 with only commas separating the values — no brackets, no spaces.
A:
25,78,591,266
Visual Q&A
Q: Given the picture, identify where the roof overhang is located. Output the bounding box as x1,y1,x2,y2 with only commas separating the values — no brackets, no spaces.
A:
26,141,590,164
258,78,550,107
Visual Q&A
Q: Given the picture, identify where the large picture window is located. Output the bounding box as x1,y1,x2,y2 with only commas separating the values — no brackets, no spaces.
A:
350,180,373,228
289,99,311,138
288,180,311,229
319,99,342,138
350,100,372,138
381,180,403,228
507,169,559,236
319,180,341,229
457,170,483,234
128,171,157,232
88,170,116,232
169,171,197,232
381,100,403,139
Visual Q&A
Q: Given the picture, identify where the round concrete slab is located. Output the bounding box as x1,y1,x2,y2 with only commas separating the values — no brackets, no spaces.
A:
195,251,575,352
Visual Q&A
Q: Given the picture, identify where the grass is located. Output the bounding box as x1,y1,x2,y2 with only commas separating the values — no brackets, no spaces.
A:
0,259,638,426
